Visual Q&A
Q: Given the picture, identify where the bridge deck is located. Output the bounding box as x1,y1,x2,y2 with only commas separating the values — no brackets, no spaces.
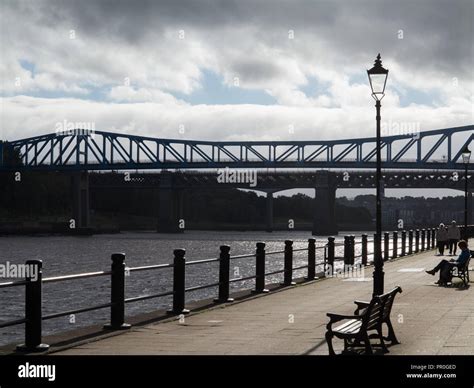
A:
52,250,473,355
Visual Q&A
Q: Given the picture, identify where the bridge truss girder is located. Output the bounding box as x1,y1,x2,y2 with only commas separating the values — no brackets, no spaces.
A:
1,125,472,171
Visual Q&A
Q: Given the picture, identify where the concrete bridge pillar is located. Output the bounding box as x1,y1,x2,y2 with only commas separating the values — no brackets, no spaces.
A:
312,171,338,236
265,191,274,232
71,171,90,229
157,172,184,233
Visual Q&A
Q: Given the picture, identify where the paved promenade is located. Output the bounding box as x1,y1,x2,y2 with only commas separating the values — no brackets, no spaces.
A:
53,250,473,355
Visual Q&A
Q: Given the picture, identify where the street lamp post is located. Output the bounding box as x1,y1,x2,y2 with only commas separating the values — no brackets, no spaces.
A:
367,54,389,297
462,145,471,240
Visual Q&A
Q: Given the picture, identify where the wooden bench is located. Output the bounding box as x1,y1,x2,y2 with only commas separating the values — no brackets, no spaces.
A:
354,286,403,346
325,286,402,355
450,250,473,287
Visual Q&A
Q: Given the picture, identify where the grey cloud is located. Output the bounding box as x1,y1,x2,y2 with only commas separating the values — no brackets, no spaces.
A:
231,59,288,84
11,0,470,77
1,0,472,97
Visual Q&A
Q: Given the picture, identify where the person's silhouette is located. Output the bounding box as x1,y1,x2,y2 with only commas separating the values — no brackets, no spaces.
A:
426,240,470,286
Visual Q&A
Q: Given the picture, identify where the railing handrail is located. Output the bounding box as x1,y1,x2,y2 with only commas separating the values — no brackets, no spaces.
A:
0,279,28,289
0,228,441,290
2,224,472,352
128,263,174,272
229,253,256,260
0,230,415,290
43,271,111,284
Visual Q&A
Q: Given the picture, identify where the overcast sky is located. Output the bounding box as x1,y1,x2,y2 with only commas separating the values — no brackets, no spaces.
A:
1,0,472,140
0,0,472,197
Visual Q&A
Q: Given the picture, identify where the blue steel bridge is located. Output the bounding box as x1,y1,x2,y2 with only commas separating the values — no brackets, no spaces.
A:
0,125,472,171
0,124,472,234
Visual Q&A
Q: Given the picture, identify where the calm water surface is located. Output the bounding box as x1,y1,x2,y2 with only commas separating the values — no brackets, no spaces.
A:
0,230,376,346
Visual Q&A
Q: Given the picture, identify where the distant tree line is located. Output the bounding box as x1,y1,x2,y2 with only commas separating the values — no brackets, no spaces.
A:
0,167,467,230
1,169,372,227
0,171,71,218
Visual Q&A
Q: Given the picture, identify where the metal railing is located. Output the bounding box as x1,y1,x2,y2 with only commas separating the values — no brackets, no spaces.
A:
0,238,324,352
2,224,473,352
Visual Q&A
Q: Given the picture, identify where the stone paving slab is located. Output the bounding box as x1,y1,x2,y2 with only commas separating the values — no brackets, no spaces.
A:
53,250,473,355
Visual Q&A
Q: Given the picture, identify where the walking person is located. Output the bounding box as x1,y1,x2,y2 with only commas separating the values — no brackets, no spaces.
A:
447,221,461,255
436,223,448,255
426,240,471,286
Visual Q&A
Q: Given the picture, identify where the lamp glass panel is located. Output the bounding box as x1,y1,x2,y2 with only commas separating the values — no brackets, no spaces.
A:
369,73,387,94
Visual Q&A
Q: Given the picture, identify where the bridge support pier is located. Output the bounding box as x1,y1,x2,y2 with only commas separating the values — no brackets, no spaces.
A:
71,172,90,230
265,191,274,232
312,172,338,236
157,173,184,233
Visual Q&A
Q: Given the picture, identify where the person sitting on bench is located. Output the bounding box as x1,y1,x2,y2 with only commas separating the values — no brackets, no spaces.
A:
426,240,470,286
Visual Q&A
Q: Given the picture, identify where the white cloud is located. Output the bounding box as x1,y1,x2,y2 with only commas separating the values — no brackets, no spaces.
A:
0,0,472,142
1,95,471,143
107,86,186,104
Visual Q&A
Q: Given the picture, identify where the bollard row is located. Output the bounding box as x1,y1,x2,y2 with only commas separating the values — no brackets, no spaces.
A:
13,237,324,352
11,225,453,353
329,227,439,274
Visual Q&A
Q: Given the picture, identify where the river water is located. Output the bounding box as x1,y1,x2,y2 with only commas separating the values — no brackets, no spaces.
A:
0,231,375,347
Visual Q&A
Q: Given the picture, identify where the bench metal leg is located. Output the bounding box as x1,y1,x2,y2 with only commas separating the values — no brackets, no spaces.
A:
451,272,469,288
326,332,336,356
343,338,349,352
377,327,389,353
362,333,373,355
385,320,400,345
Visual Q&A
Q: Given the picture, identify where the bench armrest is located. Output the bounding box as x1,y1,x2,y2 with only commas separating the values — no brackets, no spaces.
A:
353,300,370,315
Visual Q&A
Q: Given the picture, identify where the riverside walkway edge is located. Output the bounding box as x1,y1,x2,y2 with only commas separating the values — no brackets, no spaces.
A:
20,250,474,355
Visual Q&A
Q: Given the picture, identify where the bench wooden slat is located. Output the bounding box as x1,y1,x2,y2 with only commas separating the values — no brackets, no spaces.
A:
334,319,362,334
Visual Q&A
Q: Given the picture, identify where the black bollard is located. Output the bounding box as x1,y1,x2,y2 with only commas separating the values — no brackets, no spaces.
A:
327,237,335,276
104,253,130,330
344,236,351,265
283,240,295,286
215,245,234,303
361,234,368,266
392,231,398,259
253,242,269,293
306,238,316,280
421,229,426,251
104,253,131,329
401,230,406,257
167,249,190,314
349,235,355,265
16,260,49,352
408,230,414,255
415,229,420,253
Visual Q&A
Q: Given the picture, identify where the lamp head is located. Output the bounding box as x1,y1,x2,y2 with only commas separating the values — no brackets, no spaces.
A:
367,54,389,101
